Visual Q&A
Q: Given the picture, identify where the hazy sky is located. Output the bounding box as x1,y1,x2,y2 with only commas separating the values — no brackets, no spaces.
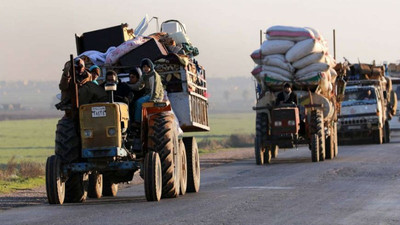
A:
0,0,399,81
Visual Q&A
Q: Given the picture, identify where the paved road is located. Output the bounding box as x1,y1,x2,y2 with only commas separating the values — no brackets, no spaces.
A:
1,137,400,225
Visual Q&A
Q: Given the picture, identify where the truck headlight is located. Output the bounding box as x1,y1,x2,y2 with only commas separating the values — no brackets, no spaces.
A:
83,129,93,138
108,127,116,136
288,120,296,126
274,121,282,127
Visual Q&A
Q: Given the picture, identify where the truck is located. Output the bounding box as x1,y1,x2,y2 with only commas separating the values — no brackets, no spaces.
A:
46,20,209,204
251,25,346,164
338,63,397,144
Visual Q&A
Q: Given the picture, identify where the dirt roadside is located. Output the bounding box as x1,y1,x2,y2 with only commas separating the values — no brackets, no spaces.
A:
0,148,253,211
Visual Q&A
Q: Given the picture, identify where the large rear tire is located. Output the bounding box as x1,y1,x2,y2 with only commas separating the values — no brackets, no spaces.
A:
311,134,319,162
64,172,88,203
144,151,162,201
88,172,102,199
255,136,264,165
333,122,338,157
55,118,80,163
46,155,65,204
325,126,335,160
255,112,268,165
311,110,325,162
183,137,200,193
148,113,180,198
179,139,187,196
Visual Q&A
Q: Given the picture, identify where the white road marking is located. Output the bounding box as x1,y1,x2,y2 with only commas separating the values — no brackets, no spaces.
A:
231,186,294,190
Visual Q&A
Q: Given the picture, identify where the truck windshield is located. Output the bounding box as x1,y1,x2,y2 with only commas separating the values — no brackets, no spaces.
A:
342,88,377,106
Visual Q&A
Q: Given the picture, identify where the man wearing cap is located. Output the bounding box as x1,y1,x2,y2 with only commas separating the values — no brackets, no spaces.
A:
130,58,164,123
276,83,297,106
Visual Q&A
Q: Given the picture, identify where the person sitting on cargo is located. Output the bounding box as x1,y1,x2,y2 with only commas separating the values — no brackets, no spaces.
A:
101,70,133,104
275,83,297,106
89,65,101,85
131,58,165,123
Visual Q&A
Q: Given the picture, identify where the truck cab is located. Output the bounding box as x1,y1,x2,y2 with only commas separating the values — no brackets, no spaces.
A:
338,85,384,144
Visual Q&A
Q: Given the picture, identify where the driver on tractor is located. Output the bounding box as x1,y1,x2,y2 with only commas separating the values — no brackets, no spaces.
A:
276,82,297,106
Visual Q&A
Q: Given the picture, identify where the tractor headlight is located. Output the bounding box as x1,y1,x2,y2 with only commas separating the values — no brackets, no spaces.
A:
83,129,93,138
274,121,282,127
288,120,296,126
108,127,116,136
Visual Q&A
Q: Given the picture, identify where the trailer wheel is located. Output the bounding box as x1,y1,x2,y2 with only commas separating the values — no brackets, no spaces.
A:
373,128,383,144
179,139,187,196
333,122,338,157
88,172,102,199
325,126,335,160
271,145,279,158
264,147,272,164
64,172,88,203
311,134,320,162
144,151,162,201
46,155,65,204
148,113,180,198
312,110,325,161
255,136,264,165
183,137,201,193
384,121,391,143
103,174,118,197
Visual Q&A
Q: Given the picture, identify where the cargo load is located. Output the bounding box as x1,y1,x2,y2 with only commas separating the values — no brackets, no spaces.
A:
250,25,336,93
76,19,209,132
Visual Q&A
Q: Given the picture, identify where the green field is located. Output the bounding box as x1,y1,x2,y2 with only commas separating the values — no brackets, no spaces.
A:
0,113,255,165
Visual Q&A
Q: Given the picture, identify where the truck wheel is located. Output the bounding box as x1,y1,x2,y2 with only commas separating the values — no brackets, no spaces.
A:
103,174,118,197
46,155,65,204
271,145,279,158
55,118,80,163
264,147,272,164
255,136,264,165
384,121,391,143
374,128,383,144
311,134,320,162
179,139,187,196
148,113,180,198
325,127,334,160
64,172,88,203
88,172,102,199
312,110,325,161
333,123,338,157
183,137,201,193
144,151,162,201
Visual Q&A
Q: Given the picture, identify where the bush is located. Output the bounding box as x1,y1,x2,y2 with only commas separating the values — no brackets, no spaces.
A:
18,161,45,178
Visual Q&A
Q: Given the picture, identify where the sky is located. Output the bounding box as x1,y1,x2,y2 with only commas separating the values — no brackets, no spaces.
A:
0,0,399,81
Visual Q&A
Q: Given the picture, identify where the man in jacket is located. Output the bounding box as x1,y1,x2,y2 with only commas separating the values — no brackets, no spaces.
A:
131,58,164,122
276,83,297,106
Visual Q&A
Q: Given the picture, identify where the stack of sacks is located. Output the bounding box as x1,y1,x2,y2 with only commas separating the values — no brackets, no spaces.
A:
250,25,336,92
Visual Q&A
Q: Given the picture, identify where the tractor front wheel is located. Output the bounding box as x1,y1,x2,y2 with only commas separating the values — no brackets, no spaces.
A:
144,151,162,201
46,155,65,204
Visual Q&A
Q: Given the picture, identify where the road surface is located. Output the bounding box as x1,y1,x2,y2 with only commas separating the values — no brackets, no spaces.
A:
1,137,400,225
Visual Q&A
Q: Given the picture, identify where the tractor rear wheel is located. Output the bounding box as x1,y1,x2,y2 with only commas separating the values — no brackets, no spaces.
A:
88,172,102,199
333,122,338,157
311,134,319,162
55,118,80,163
144,151,162,201
310,110,325,162
46,155,65,204
255,113,268,165
183,137,201,193
325,126,335,160
64,172,88,203
179,139,187,196
102,174,118,197
148,113,180,198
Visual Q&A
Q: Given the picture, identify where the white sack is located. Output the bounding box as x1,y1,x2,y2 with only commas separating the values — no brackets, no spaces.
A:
263,66,293,78
105,36,149,65
261,71,291,82
292,52,325,69
285,39,325,62
261,40,295,55
250,49,262,64
296,63,330,77
266,25,315,41
78,47,116,66
262,56,294,72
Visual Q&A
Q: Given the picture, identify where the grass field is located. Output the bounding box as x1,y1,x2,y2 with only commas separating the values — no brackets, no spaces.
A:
0,113,255,165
